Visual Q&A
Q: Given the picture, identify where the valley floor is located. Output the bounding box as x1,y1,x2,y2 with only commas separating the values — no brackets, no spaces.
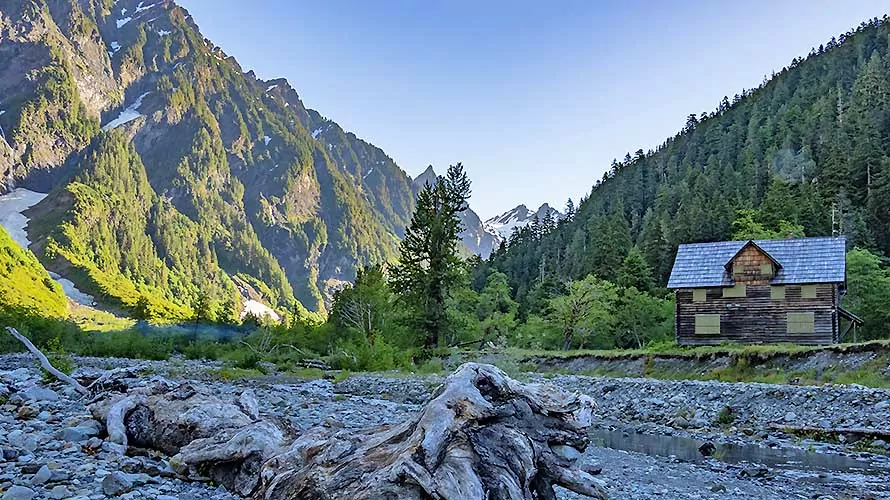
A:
1,354,888,499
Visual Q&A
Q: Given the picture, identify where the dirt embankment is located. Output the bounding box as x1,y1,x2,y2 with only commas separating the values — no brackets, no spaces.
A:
463,342,890,387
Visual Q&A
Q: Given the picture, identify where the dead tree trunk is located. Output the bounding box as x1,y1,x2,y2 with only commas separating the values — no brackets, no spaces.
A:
254,363,606,499
5,327,606,499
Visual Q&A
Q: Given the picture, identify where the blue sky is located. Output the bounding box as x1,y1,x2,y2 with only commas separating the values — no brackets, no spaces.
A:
179,0,888,219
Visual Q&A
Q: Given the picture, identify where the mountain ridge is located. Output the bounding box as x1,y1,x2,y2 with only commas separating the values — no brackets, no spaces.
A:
0,0,421,319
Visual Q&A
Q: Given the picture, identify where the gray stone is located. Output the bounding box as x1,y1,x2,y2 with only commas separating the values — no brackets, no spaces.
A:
874,400,890,410
60,427,91,443
49,485,70,499
1,485,36,500
59,421,101,443
670,416,690,429
101,441,127,455
738,466,768,478
783,411,797,422
75,419,102,436
31,464,51,485
0,368,33,385
20,387,59,402
102,472,134,496
49,470,70,482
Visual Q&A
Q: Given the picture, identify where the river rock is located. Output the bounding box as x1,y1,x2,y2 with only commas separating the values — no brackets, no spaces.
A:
738,466,769,478
16,406,38,420
31,465,51,485
671,416,690,428
698,442,716,457
101,472,133,496
1,486,36,500
48,485,70,499
20,387,59,402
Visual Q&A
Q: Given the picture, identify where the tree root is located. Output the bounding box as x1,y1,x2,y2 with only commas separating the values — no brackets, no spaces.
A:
5,327,607,499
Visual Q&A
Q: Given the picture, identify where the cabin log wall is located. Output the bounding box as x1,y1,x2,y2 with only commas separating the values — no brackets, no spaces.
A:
675,283,839,345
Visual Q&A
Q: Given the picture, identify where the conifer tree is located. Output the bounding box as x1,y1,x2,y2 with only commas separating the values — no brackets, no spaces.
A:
390,163,471,347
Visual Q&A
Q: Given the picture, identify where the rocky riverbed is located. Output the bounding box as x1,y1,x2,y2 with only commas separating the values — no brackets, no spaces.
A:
1,354,888,499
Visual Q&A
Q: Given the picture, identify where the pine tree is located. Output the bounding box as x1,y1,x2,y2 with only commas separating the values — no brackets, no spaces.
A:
390,163,471,347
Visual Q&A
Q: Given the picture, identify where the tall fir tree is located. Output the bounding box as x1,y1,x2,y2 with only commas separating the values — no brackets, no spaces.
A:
390,163,472,347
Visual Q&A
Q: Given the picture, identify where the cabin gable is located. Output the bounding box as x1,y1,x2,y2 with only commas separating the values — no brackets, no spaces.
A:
727,242,779,285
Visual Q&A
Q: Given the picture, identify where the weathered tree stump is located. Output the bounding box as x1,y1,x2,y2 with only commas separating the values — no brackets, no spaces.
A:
5,328,606,499
254,363,605,499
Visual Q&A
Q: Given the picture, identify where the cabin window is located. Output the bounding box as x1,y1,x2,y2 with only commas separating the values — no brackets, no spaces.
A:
692,289,707,302
760,263,773,275
787,312,815,334
801,284,818,299
722,284,746,298
695,314,721,335
770,285,785,300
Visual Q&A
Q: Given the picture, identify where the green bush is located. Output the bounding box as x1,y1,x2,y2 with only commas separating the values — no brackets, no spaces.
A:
715,406,736,426
41,337,74,384
328,337,412,372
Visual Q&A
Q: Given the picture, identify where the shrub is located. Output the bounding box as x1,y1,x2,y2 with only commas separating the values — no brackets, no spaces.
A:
41,336,74,384
715,406,736,426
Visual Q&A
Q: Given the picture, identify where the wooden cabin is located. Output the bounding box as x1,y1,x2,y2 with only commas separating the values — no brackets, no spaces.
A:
667,237,860,345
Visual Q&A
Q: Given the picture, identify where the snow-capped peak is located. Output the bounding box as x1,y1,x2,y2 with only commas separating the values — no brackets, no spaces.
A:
483,203,563,240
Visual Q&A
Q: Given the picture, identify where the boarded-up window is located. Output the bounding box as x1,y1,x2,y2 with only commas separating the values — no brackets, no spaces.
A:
695,314,721,335
801,284,818,299
692,289,707,302
787,312,815,334
722,284,746,298
760,263,773,275
770,285,785,300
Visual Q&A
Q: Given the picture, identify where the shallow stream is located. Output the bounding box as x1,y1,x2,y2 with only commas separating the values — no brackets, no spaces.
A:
590,428,890,492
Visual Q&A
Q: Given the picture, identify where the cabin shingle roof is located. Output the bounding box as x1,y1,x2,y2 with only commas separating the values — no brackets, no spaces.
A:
667,236,846,289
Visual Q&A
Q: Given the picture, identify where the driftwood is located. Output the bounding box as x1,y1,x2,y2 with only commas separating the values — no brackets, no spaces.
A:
5,327,87,395
5,327,607,499
256,363,606,500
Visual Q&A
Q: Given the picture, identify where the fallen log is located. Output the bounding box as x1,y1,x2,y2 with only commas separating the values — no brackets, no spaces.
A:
5,327,607,499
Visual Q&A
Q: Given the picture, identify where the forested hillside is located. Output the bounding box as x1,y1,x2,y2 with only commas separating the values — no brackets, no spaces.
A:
0,0,478,320
0,225,67,319
482,16,890,307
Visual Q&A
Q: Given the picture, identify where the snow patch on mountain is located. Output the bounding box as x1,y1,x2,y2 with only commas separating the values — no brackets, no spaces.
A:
116,17,132,28
102,92,151,130
241,299,280,322
134,2,156,14
0,189,95,306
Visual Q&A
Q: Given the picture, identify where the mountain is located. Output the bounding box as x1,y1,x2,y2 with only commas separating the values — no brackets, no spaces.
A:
410,166,501,258
483,16,890,305
0,0,426,320
484,203,563,241
0,224,67,320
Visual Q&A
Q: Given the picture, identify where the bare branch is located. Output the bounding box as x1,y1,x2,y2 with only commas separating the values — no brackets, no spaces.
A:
4,327,87,395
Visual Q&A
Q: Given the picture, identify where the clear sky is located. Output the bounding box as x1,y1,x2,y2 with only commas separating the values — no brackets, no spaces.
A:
179,0,888,219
